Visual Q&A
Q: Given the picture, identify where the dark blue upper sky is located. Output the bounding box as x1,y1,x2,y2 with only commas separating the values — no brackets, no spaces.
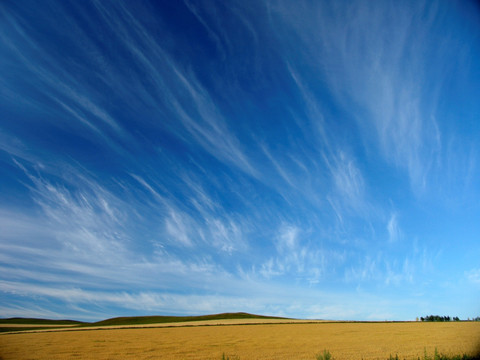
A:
1,0,480,321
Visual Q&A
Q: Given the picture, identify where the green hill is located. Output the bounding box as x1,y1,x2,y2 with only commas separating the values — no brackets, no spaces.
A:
89,312,289,327
0,318,85,325
0,318,86,333
0,312,290,332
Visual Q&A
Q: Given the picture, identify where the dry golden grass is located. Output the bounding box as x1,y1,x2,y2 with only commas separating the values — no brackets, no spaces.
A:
1,321,479,359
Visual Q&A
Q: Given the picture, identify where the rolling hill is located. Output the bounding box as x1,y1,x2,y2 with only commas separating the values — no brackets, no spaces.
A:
89,312,289,327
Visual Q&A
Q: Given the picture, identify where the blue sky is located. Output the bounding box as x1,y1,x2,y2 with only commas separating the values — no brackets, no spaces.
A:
1,0,479,321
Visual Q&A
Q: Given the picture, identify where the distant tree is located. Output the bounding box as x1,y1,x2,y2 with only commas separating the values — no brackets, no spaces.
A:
453,316,460,321
421,315,456,322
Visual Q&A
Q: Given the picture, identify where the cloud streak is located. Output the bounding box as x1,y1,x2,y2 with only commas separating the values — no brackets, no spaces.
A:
272,0,447,192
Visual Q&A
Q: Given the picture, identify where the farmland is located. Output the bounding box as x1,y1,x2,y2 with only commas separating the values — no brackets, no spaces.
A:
1,319,479,360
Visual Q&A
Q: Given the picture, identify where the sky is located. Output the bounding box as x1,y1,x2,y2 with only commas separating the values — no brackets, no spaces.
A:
1,0,480,322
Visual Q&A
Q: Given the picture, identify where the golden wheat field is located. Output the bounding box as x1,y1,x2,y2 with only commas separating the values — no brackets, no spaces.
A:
1,321,479,360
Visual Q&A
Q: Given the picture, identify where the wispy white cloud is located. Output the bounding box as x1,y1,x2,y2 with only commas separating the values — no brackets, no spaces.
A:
2,1,257,181
164,208,194,247
273,0,445,192
385,257,414,286
259,258,283,279
0,12,126,139
0,303,78,321
465,269,480,285
168,67,257,177
0,131,38,164
179,172,219,213
286,61,372,226
132,167,250,254
129,173,167,205
5,157,256,304
3,158,251,283
5,162,130,267
345,252,417,287
90,0,257,178
207,218,244,253
276,224,300,252
321,149,375,239
387,213,401,243
0,206,241,303
255,224,326,283
260,143,297,189
442,138,479,207
286,63,330,149
0,207,52,244
344,255,378,283
183,0,227,60
324,151,365,208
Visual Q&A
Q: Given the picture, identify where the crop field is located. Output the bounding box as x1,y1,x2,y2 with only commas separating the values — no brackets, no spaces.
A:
1,321,479,359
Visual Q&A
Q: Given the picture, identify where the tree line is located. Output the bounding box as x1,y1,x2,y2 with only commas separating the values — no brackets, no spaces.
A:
419,315,480,322
420,315,459,322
